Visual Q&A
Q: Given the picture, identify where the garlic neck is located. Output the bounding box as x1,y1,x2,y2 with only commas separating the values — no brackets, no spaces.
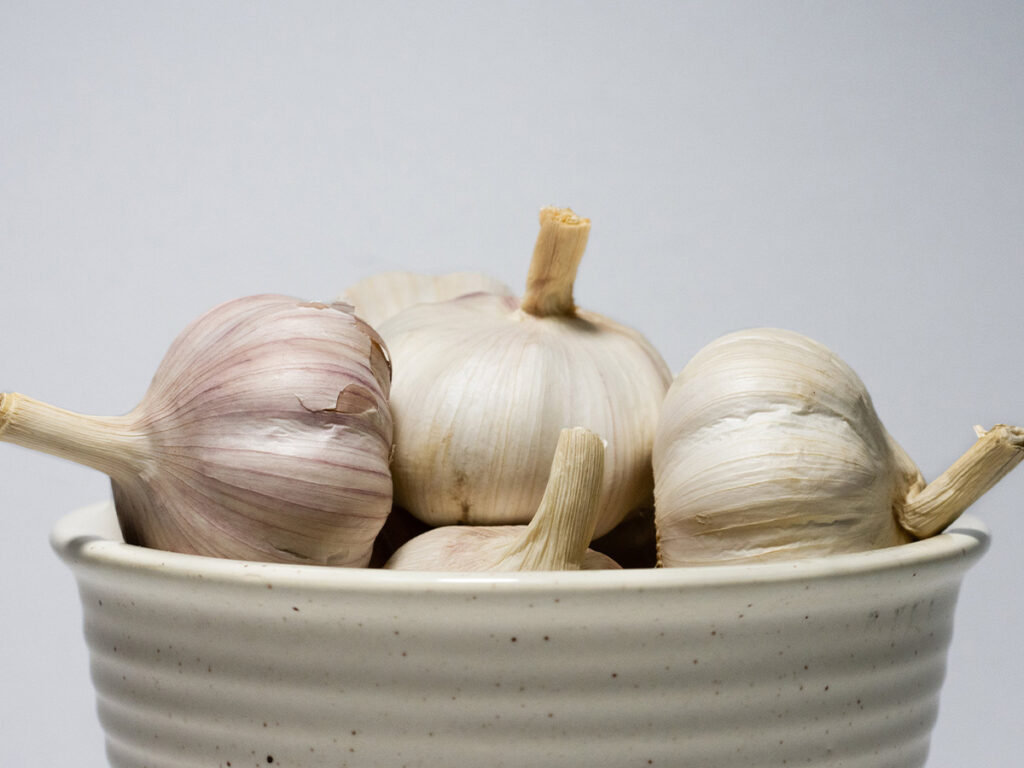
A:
0,392,148,481
897,424,1024,539
519,207,590,318
498,427,605,570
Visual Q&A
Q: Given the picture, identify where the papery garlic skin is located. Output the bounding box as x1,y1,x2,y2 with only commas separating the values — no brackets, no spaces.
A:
653,328,918,566
1,295,393,566
341,271,513,329
384,526,621,571
378,209,671,537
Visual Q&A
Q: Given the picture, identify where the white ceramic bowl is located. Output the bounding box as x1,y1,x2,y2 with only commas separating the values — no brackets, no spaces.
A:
52,501,989,768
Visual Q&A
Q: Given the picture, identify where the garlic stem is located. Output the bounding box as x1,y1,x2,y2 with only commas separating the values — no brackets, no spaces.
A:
0,392,147,480
898,424,1024,539
520,207,590,317
499,427,605,570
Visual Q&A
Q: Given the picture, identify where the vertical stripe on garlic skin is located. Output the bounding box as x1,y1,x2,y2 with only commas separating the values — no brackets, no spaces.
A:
0,295,394,566
377,207,672,538
653,327,1024,566
385,427,621,571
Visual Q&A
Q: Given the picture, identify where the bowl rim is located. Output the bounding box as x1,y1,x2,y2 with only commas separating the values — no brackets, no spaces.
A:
51,500,990,593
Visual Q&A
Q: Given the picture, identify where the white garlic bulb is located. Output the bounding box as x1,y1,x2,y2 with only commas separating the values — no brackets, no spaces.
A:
0,295,394,566
342,271,513,329
385,428,620,571
375,207,672,537
653,327,1024,566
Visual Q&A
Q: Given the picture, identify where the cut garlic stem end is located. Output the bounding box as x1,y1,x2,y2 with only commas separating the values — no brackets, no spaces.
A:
520,206,591,318
0,392,147,480
898,423,1024,539
498,427,606,570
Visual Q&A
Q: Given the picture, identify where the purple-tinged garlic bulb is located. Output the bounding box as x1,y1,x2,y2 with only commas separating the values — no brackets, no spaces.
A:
385,428,620,571
653,327,1024,566
1,295,393,566
376,207,672,537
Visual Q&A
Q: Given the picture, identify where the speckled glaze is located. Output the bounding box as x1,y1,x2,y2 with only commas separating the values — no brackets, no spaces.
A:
52,501,988,768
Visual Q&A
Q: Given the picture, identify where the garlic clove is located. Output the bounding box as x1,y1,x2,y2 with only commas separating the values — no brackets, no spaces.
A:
384,427,621,571
1,295,394,566
653,327,1022,566
341,270,514,328
377,207,672,537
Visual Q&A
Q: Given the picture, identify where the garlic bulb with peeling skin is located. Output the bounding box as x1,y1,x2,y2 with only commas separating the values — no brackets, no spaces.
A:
0,295,393,566
385,427,620,571
342,271,513,328
377,207,672,537
653,327,1024,566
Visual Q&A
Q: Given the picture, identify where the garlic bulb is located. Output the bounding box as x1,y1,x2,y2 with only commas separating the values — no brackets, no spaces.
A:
653,327,1023,566
377,207,672,537
342,271,513,328
385,428,619,571
0,295,393,566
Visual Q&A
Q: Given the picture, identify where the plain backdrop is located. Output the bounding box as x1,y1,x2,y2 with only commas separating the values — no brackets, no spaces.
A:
1,2,1021,765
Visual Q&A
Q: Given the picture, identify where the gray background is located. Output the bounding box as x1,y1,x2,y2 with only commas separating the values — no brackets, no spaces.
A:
2,1,1021,765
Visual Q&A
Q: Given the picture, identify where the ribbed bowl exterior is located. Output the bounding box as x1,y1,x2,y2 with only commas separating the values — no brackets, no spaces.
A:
52,502,989,768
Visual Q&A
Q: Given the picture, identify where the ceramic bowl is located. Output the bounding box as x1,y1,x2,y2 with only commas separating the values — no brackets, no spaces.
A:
52,501,988,768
